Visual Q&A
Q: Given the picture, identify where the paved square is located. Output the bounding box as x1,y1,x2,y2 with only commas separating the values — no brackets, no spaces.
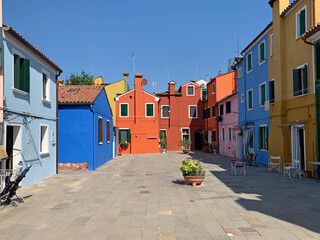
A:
0,151,320,239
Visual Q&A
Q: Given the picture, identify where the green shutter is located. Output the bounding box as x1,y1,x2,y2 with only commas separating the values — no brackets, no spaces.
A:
248,54,252,71
293,69,300,96
316,42,320,82
14,54,20,89
147,104,153,116
127,129,131,143
265,127,269,150
261,84,266,105
118,130,122,143
300,9,306,35
269,81,274,103
21,59,30,93
258,127,262,149
121,104,128,116
260,42,265,61
303,64,308,94
248,91,252,109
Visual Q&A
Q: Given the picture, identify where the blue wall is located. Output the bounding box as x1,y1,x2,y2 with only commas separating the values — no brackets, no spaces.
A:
58,89,114,170
3,32,58,187
237,30,270,165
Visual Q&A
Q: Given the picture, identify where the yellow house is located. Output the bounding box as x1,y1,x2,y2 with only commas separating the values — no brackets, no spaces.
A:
93,73,129,126
268,0,320,173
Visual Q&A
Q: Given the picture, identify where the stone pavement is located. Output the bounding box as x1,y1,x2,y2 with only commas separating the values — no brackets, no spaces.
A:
0,151,320,240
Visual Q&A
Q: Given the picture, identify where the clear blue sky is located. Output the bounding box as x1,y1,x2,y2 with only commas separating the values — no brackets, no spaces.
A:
4,0,272,93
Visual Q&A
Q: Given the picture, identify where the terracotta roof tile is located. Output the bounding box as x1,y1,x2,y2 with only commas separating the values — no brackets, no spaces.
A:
302,23,320,40
58,85,104,104
280,0,301,17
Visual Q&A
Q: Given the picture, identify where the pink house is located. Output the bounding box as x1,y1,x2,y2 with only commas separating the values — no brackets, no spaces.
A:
217,92,240,158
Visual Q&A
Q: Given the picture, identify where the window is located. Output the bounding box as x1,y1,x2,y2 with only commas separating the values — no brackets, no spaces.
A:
248,128,254,149
238,68,242,78
212,83,216,94
120,103,129,117
107,120,110,143
146,103,154,117
222,128,225,141
201,88,207,101
186,85,195,96
293,64,308,96
270,34,274,56
296,6,307,38
226,101,231,114
220,104,223,116
14,54,30,93
189,105,197,118
259,83,266,106
119,129,130,143
159,129,167,140
241,94,245,103
228,127,232,142
42,72,50,101
181,128,190,149
212,105,216,117
269,80,275,103
258,41,266,64
161,105,170,118
247,89,253,110
206,108,210,119
247,53,252,72
316,42,320,82
99,117,103,144
203,109,206,120
258,126,268,150
212,130,216,142
40,125,49,154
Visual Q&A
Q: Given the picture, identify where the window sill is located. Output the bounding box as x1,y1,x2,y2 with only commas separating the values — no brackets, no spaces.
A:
42,99,51,104
259,149,268,152
119,116,129,118
12,87,28,96
258,60,266,66
295,93,308,98
247,70,252,74
99,142,103,145
247,108,253,111
107,141,110,144
161,117,169,119
40,152,49,157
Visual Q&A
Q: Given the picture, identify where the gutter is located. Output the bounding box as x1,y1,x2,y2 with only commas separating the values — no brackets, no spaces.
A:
90,105,96,170
56,70,62,174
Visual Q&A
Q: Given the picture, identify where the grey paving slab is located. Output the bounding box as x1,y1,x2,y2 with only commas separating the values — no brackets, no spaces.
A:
0,151,320,239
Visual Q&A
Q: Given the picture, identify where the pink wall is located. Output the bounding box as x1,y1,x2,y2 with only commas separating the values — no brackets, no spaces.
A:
218,93,238,158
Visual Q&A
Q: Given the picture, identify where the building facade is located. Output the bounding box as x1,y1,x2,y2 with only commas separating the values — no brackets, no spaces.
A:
2,25,62,187
58,85,114,170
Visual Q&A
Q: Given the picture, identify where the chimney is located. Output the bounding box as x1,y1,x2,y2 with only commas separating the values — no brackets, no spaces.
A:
123,72,129,92
57,79,64,86
168,80,176,95
134,73,143,93
269,0,289,15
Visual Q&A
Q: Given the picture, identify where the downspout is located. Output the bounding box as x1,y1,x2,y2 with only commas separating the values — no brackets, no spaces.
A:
55,70,61,174
90,105,96,170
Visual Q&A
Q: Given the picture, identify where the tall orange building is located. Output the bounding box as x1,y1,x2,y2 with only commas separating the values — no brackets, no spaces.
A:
115,74,159,154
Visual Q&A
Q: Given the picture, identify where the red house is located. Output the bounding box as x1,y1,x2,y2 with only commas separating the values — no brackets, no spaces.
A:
157,81,204,151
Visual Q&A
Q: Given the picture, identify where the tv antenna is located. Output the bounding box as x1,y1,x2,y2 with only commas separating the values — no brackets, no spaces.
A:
128,51,136,74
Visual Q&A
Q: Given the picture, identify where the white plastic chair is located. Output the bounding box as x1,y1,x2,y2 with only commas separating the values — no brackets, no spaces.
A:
283,159,301,179
230,158,245,176
268,156,281,172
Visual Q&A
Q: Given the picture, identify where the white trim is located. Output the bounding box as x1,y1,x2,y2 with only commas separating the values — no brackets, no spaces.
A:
161,105,170,118
270,34,274,57
11,87,28,96
241,94,245,103
258,40,266,65
294,63,309,96
247,89,253,110
159,129,167,139
238,68,242,78
119,103,129,117
181,128,191,150
39,124,49,155
243,26,272,54
180,81,200,88
114,89,135,101
98,116,103,145
246,52,252,73
259,82,267,107
283,0,303,17
145,103,155,118
41,68,50,102
188,105,198,119
42,99,51,104
107,120,110,143
186,85,195,96
258,125,268,151
296,5,307,40
142,90,160,101
119,128,130,130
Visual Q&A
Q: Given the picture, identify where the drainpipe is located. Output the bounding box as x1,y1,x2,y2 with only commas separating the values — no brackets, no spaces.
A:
90,105,96,170
55,71,61,174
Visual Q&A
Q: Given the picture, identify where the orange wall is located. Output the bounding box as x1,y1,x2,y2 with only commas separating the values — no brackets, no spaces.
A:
116,75,159,154
216,71,237,102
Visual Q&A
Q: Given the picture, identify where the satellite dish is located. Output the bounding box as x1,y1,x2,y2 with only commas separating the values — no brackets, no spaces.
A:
142,79,148,85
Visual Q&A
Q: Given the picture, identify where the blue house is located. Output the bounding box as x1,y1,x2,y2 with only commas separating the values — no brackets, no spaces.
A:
2,25,62,187
58,85,114,170
234,22,272,165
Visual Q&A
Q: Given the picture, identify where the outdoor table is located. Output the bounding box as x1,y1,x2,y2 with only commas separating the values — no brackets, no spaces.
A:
309,162,320,182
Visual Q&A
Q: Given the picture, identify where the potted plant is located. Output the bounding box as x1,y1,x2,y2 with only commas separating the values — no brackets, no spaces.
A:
211,142,217,154
202,142,209,152
180,159,205,186
180,139,192,153
159,138,167,153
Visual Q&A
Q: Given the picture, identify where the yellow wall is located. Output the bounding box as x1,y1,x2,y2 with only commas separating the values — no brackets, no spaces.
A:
93,76,103,85
269,0,317,171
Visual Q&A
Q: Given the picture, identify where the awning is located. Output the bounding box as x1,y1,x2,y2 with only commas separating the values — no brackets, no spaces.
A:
232,122,254,129
277,122,305,128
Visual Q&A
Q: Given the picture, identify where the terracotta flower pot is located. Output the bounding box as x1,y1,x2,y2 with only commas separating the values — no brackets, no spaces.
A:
183,149,190,154
184,176,205,187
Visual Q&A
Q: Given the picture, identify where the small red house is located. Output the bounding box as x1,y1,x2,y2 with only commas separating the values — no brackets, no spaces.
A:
157,81,204,151
115,74,160,154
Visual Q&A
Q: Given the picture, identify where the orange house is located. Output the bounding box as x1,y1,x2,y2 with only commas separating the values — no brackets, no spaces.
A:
204,71,237,147
115,74,160,154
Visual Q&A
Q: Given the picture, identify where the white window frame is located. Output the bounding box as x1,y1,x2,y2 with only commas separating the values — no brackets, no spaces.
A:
40,124,49,156
259,82,267,106
186,85,195,96
247,52,252,73
228,127,232,142
295,63,309,97
98,116,103,145
270,34,274,57
188,105,198,119
107,120,110,143
247,89,253,110
181,128,190,150
161,105,170,119
145,103,155,117
296,5,307,39
238,68,242,78
212,83,216,94
248,126,254,152
160,129,167,139
120,103,129,117
258,40,266,65
241,94,245,103
11,49,28,96
42,68,51,103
